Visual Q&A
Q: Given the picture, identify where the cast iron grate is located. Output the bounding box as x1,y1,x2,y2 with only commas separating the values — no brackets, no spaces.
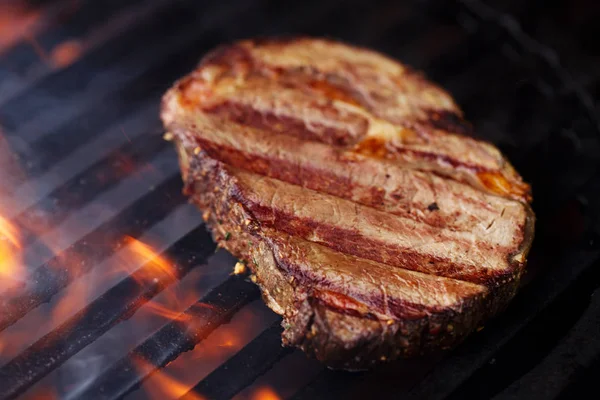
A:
0,0,598,399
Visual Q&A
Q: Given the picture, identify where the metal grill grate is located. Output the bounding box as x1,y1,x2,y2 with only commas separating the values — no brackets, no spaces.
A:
0,0,598,399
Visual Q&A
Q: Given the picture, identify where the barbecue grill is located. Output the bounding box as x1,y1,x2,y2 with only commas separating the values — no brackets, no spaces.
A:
0,0,598,399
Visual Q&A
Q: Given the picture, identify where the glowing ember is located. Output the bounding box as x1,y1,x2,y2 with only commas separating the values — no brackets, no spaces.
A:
0,1,41,51
0,215,24,287
133,356,207,400
233,261,247,275
217,331,239,348
50,39,83,68
250,386,282,400
27,388,57,400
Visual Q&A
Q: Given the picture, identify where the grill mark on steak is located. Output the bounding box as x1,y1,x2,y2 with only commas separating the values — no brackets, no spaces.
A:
174,119,527,242
209,163,521,286
195,137,356,205
265,232,487,316
266,63,479,142
184,148,491,311
246,203,514,286
173,37,531,201
353,138,531,202
204,100,368,146
271,64,370,108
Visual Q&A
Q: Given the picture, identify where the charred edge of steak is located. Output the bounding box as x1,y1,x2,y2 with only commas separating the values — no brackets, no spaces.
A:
176,140,522,369
421,108,474,137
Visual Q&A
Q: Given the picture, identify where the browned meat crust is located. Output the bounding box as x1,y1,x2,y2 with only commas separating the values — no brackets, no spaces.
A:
161,37,535,369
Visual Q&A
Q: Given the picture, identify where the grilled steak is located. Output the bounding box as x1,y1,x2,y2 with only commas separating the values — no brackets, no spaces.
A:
161,37,535,369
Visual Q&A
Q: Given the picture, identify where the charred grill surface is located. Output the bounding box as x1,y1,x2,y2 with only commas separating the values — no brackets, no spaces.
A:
161,37,534,369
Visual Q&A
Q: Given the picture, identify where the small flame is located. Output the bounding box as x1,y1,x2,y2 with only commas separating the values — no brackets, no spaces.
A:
250,386,282,400
51,237,175,326
119,237,208,324
51,272,90,322
28,390,57,400
133,356,207,400
0,1,41,52
50,39,83,68
142,301,192,323
141,295,219,324
125,236,176,283
189,329,240,359
0,215,24,287
217,331,238,348
0,215,20,247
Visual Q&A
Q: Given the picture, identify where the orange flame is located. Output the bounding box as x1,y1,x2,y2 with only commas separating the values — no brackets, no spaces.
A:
0,1,41,52
142,301,193,323
50,39,83,68
0,235,188,362
125,236,176,283
0,215,24,288
250,386,282,400
188,327,240,358
0,216,20,247
51,271,90,322
138,290,219,324
118,237,206,325
51,237,175,325
28,389,58,400
133,356,207,400
216,330,239,348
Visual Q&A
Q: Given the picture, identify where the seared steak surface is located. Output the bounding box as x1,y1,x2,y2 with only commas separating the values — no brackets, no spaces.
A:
161,37,534,369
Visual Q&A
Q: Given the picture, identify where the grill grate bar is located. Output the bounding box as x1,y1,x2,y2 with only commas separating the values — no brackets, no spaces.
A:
182,320,291,400
292,118,600,400
402,249,600,400
10,54,192,180
292,371,362,400
14,132,167,247
0,0,70,59
0,225,214,400
0,0,596,398
8,149,180,273
0,0,175,106
72,275,261,400
1,0,252,143
397,134,600,399
0,0,367,396
441,173,600,399
2,0,355,184
0,103,160,218
0,175,184,332
481,285,600,399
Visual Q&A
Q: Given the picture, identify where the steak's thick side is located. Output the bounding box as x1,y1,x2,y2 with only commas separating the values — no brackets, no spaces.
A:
161,37,535,369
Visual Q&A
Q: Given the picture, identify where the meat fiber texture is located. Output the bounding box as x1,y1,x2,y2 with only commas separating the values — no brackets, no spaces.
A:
161,37,535,370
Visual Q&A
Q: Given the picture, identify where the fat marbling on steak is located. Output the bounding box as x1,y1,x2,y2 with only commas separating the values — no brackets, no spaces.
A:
161,37,535,369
